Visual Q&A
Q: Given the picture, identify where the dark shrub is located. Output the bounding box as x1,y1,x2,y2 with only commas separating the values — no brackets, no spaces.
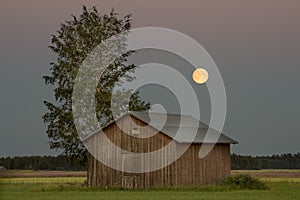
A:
221,174,269,190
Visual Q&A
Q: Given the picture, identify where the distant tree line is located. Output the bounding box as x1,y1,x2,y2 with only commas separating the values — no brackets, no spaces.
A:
0,153,299,171
0,155,86,171
231,153,300,170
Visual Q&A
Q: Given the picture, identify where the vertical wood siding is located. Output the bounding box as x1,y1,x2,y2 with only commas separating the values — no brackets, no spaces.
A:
87,115,231,188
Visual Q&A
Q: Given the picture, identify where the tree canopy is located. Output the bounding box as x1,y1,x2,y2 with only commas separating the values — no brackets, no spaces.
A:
43,6,150,161
1,153,300,171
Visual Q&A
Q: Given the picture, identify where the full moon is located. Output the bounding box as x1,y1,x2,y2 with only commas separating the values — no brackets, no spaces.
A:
192,68,209,84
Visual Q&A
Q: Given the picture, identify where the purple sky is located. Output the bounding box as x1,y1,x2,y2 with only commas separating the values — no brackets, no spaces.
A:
0,0,300,156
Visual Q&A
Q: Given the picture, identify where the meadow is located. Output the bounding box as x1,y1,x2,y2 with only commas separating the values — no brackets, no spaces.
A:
1,170,300,200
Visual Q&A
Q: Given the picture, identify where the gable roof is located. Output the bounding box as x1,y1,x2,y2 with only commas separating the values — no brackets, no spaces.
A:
129,112,237,144
84,112,237,144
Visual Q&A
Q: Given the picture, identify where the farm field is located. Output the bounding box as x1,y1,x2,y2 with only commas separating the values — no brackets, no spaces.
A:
0,170,86,178
231,169,300,178
1,170,300,200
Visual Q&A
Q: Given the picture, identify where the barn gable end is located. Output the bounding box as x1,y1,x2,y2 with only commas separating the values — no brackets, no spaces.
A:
86,112,237,189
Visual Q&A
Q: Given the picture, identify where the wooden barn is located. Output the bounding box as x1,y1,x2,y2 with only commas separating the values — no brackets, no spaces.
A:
85,112,237,189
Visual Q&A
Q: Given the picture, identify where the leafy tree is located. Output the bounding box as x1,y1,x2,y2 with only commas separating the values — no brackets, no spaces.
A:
43,6,150,162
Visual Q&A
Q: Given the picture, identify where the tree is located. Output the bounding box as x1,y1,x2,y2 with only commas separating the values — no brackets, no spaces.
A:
43,6,150,162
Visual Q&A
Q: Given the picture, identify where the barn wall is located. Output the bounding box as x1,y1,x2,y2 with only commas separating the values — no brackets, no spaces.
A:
87,115,231,188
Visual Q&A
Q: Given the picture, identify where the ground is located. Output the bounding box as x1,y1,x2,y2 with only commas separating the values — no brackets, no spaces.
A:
0,170,300,200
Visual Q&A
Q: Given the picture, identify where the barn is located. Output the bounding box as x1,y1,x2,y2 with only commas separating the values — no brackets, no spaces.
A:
85,112,237,189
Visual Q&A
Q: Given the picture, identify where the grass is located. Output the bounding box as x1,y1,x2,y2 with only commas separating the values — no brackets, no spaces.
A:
0,177,86,184
1,177,300,200
260,178,300,183
232,169,300,173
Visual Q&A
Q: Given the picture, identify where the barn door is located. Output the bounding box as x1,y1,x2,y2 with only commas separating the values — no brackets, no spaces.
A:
122,175,142,189
122,176,134,189
122,154,142,189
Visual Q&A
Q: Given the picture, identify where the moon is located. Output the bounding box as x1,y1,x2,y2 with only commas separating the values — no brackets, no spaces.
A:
192,68,209,84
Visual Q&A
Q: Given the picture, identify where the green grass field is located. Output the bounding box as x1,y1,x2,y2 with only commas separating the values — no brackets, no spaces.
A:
1,177,300,200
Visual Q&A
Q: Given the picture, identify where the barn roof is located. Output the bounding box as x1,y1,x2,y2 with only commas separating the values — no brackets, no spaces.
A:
84,112,237,144
129,112,238,144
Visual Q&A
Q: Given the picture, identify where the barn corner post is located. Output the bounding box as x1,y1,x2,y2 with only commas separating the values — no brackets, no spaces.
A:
87,152,91,187
87,151,93,187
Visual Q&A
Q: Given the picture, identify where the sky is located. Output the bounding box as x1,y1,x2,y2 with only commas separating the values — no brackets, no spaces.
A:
0,0,299,156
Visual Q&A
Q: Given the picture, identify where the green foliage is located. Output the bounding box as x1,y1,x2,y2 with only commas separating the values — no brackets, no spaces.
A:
38,185,231,192
231,153,300,170
1,181,300,200
2,153,300,171
0,155,86,171
42,6,150,161
221,174,269,190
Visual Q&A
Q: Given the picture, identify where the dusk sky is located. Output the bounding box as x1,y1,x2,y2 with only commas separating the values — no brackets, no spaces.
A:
0,0,299,156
